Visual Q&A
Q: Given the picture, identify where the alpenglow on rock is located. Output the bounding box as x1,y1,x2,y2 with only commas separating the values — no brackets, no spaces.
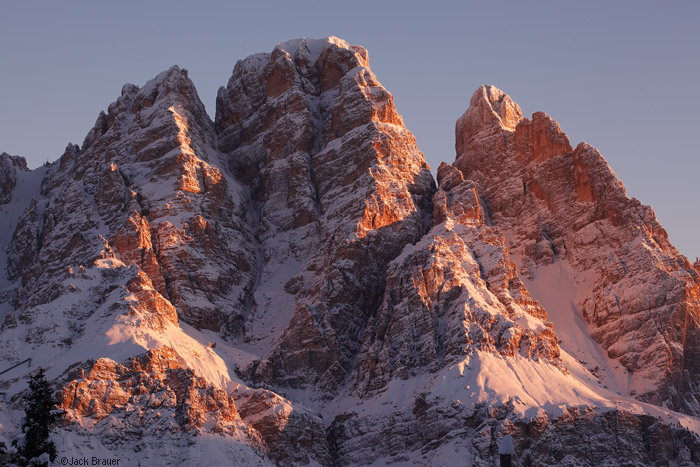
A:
0,38,699,467
454,84,700,416
215,37,435,392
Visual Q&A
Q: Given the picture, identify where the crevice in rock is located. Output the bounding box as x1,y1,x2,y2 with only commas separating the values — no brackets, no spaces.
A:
238,185,264,339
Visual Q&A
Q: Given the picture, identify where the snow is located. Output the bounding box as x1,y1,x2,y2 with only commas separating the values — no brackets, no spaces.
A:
431,351,611,419
3,194,698,465
52,429,274,467
0,259,247,396
238,257,303,355
521,259,635,395
2,38,699,467
0,164,47,289
276,37,350,64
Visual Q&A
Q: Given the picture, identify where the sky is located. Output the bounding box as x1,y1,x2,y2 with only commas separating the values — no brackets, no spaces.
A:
1,1,698,260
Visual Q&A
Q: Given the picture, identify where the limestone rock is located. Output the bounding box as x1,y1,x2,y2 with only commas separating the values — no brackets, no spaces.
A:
351,162,559,395
216,37,436,391
0,153,27,205
1,39,700,467
453,84,700,415
7,67,256,330
328,400,700,466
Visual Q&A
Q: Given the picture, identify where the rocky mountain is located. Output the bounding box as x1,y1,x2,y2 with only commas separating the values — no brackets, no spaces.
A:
454,85,700,415
215,37,435,393
1,37,699,466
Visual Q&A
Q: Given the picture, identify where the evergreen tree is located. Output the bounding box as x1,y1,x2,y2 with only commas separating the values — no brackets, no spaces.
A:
0,440,8,465
13,368,58,467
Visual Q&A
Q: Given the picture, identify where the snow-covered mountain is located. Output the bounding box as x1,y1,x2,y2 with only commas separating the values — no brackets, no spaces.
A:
1,37,699,466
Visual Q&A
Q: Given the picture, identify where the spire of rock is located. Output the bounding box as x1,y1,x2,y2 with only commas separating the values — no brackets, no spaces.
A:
455,85,522,155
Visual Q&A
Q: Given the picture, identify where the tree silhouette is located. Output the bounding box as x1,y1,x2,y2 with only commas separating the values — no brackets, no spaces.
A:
13,368,58,467
0,440,8,465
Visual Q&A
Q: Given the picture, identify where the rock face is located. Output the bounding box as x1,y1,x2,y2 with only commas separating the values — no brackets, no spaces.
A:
350,162,561,395
215,37,435,391
329,399,700,466
0,153,27,205
7,66,256,329
454,85,700,414
58,347,330,465
1,39,700,467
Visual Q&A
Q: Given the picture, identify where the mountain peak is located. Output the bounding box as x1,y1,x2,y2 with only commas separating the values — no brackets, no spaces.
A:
215,34,434,393
455,85,522,153
81,64,211,155
274,36,367,66
114,65,193,103
451,84,700,418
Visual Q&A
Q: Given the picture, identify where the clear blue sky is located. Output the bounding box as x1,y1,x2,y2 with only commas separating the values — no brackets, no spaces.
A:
1,1,698,260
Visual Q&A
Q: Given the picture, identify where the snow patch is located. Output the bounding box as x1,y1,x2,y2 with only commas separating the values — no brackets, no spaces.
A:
522,260,633,395
276,36,350,64
0,165,47,289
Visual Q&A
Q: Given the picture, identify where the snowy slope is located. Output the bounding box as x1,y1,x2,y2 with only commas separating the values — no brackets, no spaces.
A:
521,259,633,396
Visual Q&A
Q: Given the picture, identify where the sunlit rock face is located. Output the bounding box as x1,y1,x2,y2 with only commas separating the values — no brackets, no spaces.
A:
454,84,700,415
57,346,331,466
216,37,436,392
350,162,560,396
0,63,329,465
7,66,256,330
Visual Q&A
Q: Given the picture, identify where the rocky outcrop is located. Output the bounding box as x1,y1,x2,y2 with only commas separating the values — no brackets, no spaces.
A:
351,162,559,395
0,153,27,205
234,387,331,465
329,400,700,466
453,85,700,415
59,347,242,432
58,347,330,465
216,37,436,391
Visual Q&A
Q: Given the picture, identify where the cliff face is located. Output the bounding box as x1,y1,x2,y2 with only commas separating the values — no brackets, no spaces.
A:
0,153,28,205
453,85,700,416
349,162,561,396
1,38,699,467
215,37,435,392
7,66,257,331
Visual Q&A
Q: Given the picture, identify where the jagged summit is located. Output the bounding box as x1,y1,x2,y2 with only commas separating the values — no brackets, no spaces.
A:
117,64,191,96
456,85,523,143
275,36,368,65
82,65,214,157
215,36,434,391
452,85,700,416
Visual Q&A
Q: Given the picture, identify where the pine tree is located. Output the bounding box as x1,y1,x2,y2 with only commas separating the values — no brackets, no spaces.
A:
13,368,58,467
0,440,8,465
